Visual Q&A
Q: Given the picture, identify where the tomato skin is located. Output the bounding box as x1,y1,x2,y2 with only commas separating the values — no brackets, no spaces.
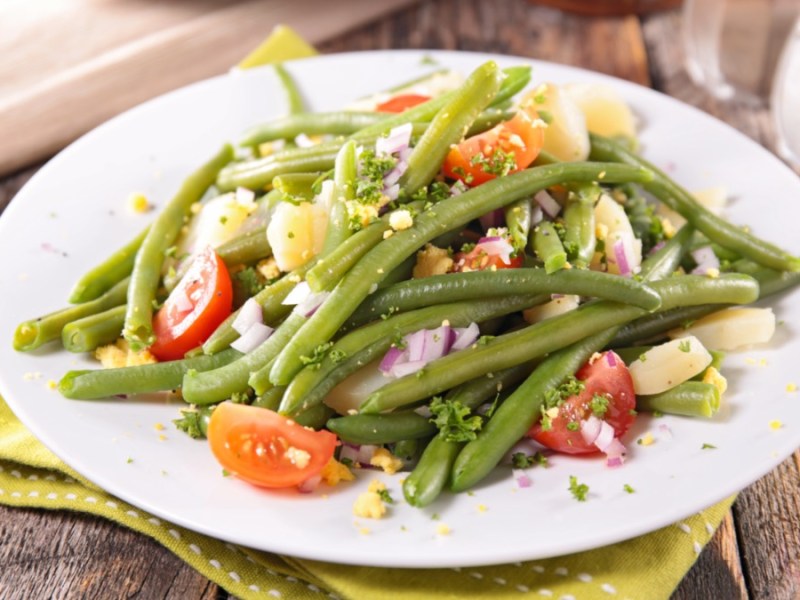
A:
529,351,636,455
150,247,233,361
376,93,431,113
443,95,545,187
208,402,338,488
452,239,524,272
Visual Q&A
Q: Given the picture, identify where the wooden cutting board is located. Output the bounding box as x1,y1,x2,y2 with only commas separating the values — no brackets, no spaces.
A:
0,0,417,177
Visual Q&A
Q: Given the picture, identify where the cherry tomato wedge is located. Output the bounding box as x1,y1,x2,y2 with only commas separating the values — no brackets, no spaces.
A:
443,91,545,187
452,238,523,272
529,351,636,455
150,247,233,361
376,93,431,113
208,402,338,488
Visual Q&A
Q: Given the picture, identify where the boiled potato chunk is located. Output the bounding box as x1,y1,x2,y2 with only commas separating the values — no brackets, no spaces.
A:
593,194,642,275
563,82,637,141
324,360,387,415
267,200,328,271
628,336,713,395
535,83,590,161
668,307,776,351
522,295,580,324
657,186,728,229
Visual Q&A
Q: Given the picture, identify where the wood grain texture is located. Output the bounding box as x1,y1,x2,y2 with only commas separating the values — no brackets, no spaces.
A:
1,1,798,599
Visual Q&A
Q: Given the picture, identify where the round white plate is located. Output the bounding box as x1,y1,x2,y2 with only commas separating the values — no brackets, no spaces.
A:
1,50,799,568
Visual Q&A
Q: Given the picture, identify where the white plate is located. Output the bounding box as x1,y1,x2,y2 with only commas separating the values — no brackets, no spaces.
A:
1,50,799,568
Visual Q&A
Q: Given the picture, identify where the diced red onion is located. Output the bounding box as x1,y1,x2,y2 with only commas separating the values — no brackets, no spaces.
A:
294,133,315,148
356,444,379,465
606,352,618,368
476,238,514,265
379,346,405,374
479,209,504,231
282,281,311,306
231,322,274,353
390,360,429,378
383,160,408,187
581,417,627,466
691,246,720,275
658,423,673,440
295,290,330,317
298,474,322,493
399,147,412,163
383,183,400,201
339,444,361,464
451,322,480,351
376,123,413,156
232,298,263,335
405,329,427,362
414,405,432,418
648,241,666,256
424,325,452,360
534,190,561,218
613,239,632,277
580,416,603,445
512,469,532,488
594,420,616,452
450,181,468,196
604,438,627,467
530,204,544,226
606,455,624,468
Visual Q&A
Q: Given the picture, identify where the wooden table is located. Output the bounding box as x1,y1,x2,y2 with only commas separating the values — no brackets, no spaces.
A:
1,1,798,598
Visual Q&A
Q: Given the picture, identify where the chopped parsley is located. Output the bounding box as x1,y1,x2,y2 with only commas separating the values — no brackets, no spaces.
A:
356,148,397,205
566,421,580,432
233,267,266,298
230,391,251,404
701,443,717,450
623,483,635,494
477,335,495,346
590,393,610,419
429,396,483,443
299,342,333,369
638,353,648,362
543,376,585,409
339,457,354,467
219,215,228,225
329,349,348,364
377,488,394,504
469,147,517,177
678,339,692,353
568,475,589,502
380,306,399,320
174,410,206,440
511,451,548,469
540,411,553,432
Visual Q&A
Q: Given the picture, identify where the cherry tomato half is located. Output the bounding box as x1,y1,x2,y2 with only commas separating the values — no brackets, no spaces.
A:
452,239,524,272
529,351,636,455
376,93,431,113
208,402,338,488
150,247,233,361
443,91,545,187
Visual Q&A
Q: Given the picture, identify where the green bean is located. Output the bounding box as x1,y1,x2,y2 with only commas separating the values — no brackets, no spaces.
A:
68,227,147,304
353,66,531,140
184,312,306,405
687,232,740,263
62,305,126,353
278,295,540,415
272,173,322,200
359,274,758,414
505,198,531,252
346,268,662,331
610,305,724,347
377,255,416,290
58,348,241,400
216,229,272,266
240,112,387,148
269,162,654,386
274,63,305,116
253,386,286,411
217,147,338,192
468,109,515,136
404,436,462,507
399,61,504,196
293,403,334,430
730,259,800,297
637,381,721,418
450,330,614,492
563,188,597,268
322,140,356,254
392,439,421,463
589,133,800,272
533,221,567,274
14,277,129,352
124,145,234,349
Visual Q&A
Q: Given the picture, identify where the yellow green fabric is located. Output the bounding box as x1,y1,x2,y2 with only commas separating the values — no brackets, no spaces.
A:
0,26,735,600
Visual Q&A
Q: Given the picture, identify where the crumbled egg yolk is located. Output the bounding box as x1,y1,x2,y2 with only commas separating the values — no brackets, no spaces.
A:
95,339,157,368
787,382,797,393
389,209,414,231
769,420,783,431
46,380,57,390
154,423,166,432
284,446,311,469
412,244,453,278
347,202,380,229
128,193,151,213
702,367,728,396
660,217,677,238
370,448,404,475
320,458,355,486
353,480,388,519
595,223,609,241
256,257,281,281
436,523,451,535
705,268,720,279
638,432,655,446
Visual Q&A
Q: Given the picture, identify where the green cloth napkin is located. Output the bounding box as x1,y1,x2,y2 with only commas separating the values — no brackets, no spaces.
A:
0,25,735,599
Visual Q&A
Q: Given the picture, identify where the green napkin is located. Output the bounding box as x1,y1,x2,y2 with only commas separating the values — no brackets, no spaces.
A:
0,24,734,599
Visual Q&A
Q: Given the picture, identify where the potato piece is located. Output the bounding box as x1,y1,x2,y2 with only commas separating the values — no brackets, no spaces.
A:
266,200,328,271
535,83,590,161
324,360,387,415
593,194,642,275
179,191,256,255
562,82,637,141
522,295,580,324
628,336,713,395
657,186,728,229
668,307,775,351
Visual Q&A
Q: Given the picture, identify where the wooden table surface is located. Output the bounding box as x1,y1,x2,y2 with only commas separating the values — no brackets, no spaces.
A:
1,1,798,598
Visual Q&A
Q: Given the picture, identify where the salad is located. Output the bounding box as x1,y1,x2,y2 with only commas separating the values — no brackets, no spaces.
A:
13,59,800,519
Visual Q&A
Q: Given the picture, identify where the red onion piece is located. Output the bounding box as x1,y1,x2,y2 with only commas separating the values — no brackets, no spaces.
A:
658,423,673,440
282,281,311,306
479,209,505,231
379,346,405,374
604,438,627,467
606,351,618,368
390,359,429,378
450,181,468,196
405,329,427,362
423,325,452,360
648,240,666,256
580,415,602,445
339,444,361,464
530,204,544,226
476,238,514,265
383,183,400,201
512,469,532,488
295,291,330,317
613,239,632,277
691,246,720,275
376,123,413,156
298,474,322,493
232,298,263,335
594,420,616,452
399,147,412,163
356,444,379,465
451,322,480,351
231,322,274,353
534,190,561,218
383,161,408,187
